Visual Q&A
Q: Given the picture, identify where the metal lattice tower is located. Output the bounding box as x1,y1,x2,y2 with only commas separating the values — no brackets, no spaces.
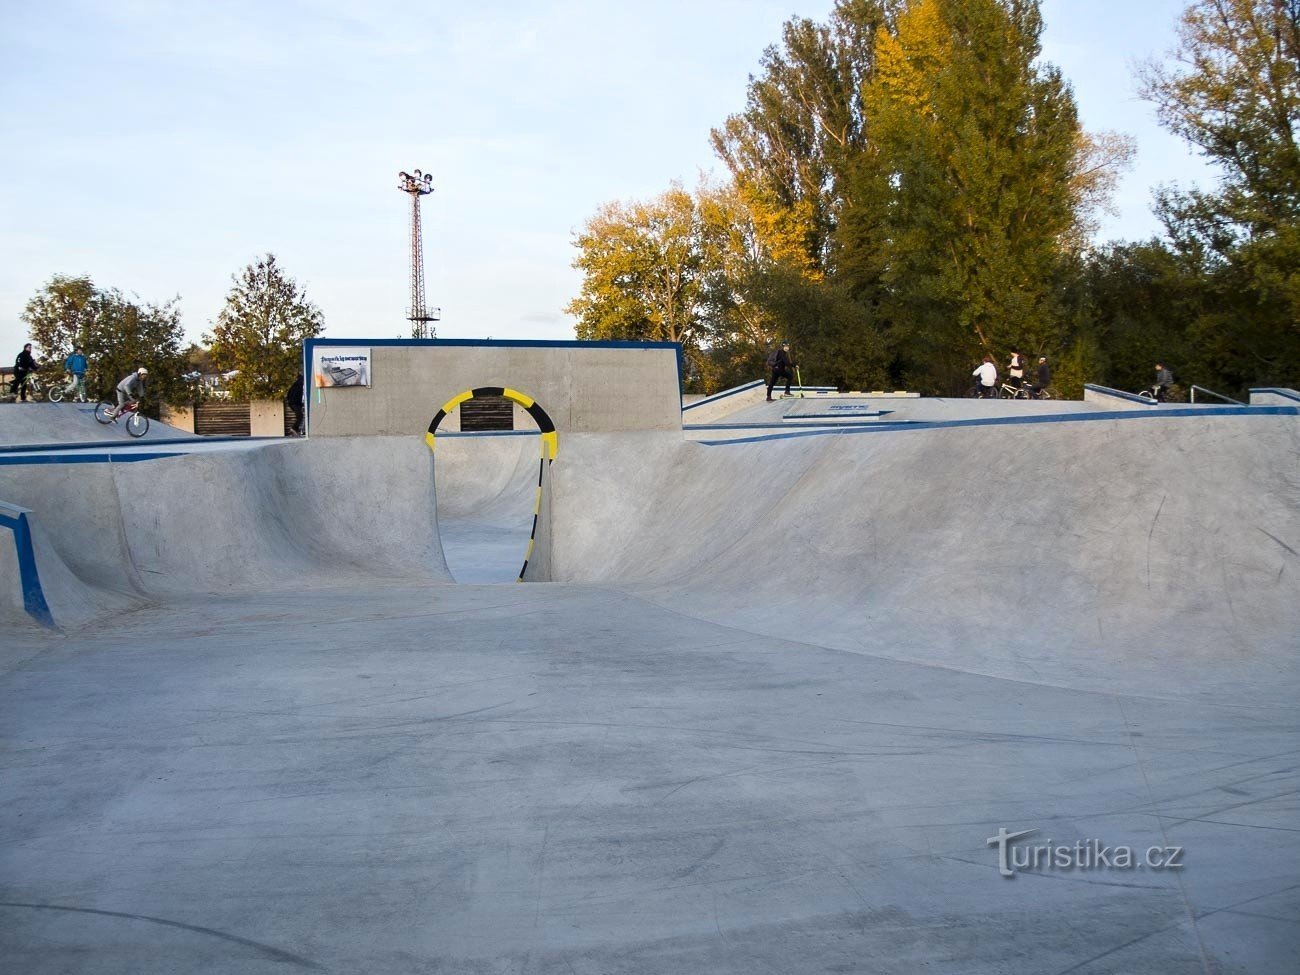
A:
397,169,440,338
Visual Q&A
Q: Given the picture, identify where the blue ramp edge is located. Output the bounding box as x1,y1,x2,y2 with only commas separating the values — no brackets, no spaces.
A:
0,503,55,629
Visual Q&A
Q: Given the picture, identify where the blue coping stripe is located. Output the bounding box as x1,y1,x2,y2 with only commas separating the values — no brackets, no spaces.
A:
682,380,765,410
0,506,55,629
686,419,918,431
696,404,1300,446
0,435,274,455
0,451,186,467
1250,387,1300,403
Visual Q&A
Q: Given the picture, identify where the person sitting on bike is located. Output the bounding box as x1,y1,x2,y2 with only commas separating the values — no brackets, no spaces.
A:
13,343,38,402
63,346,88,402
109,366,148,416
1031,356,1051,397
1153,363,1174,402
1007,349,1026,388
972,355,998,398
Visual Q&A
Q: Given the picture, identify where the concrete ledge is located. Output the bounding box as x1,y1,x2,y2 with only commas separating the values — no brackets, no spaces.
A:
1249,387,1300,406
1083,383,1157,408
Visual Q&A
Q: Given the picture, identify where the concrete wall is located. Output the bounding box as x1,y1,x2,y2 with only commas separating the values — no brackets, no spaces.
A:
250,400,284,437
305,340,682,437
162,405,195,432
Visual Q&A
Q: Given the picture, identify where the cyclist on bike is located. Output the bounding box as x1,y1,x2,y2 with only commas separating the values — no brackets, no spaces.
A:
972,355,998,398
62,346,88,402
1007,350,1026,389
1031,356,1051,397
13,343,38,402
108,366,148,417
1153,363,1174,402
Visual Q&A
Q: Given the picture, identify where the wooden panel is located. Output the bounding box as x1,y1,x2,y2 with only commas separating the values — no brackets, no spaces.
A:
460,396,513,432
194,402,251,437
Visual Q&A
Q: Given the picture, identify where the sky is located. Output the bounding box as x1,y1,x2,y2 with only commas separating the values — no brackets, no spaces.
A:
0,0,1219,359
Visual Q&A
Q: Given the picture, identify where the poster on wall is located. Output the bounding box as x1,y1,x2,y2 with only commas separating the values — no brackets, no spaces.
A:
313,347,372,387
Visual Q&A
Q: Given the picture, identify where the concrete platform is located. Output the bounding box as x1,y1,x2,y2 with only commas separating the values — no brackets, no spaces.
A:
1,403,1297,973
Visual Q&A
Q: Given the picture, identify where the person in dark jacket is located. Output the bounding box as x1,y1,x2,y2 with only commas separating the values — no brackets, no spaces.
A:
1153,363,1173,401
1031,356,1051,397
284,372,305,435
766,342,797,401
13,343,38,402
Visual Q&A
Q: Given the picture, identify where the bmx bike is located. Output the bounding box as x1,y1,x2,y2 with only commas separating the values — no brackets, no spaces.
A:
47,374,88,403
94,399,150,437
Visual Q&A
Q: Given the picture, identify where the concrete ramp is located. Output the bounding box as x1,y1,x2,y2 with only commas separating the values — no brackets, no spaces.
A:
552,415,1300,704
0,402,193,446
0,438,452,620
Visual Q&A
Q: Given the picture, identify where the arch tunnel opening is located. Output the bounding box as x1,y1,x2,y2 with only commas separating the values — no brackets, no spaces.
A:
425,387,556,583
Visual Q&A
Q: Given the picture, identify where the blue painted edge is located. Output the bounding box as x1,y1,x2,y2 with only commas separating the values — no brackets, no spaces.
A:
682,379,765,410
695,404,1300,446
1250,387,1300,403
0,435,276,455
0,508,56,629
0,452,185,467
686,419,919,431
303,337,685,428
1083,383,1159,406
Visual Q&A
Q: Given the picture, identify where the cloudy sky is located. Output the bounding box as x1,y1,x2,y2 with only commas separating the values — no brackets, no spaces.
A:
0,0,1216,358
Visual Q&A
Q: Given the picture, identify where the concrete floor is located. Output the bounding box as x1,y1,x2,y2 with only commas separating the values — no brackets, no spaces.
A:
4,582,1296,974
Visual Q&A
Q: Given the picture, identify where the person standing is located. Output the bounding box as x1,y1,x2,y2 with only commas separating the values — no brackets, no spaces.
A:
13,343,38,402
972,355,998,398
63,346,88,402
1007,350,1026,389
766,342,797,401
284,372,305,435
1153,363,1174,401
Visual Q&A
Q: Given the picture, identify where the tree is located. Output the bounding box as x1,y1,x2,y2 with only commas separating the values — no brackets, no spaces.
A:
205,254,324,401
711,0,897,277
20,274,190,411
847,0,1094,391
1138,0,1300,385
567,185,711,377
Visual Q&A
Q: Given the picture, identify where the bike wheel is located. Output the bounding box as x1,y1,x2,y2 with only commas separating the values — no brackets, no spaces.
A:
47,384,65,403
126,412,149,438
94,401,116,424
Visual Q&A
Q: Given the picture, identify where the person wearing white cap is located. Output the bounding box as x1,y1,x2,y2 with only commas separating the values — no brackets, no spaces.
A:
109,366,148,417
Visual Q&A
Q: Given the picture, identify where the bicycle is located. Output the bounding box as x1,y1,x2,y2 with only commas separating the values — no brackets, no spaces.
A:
47,373,88,403
4,372,49,401
94,399,150,437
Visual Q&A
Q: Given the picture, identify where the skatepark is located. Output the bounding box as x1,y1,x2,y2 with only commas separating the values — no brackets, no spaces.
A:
2,340,1298,973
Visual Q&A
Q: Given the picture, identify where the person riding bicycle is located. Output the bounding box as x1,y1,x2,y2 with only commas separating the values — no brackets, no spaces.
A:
1031,356,1051,397
63,346,88,402
1153,363,1174,402
13,343,38,402
972,355,998,398
109,366,148,416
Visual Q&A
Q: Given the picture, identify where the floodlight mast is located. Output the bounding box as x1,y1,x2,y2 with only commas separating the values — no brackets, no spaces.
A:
397,169,440,338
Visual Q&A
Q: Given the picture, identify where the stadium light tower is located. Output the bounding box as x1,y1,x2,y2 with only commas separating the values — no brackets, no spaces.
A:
397,169,440,338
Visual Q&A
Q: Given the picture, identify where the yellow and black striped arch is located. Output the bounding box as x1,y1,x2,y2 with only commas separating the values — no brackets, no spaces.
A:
425,386,557,460
425,387,557,582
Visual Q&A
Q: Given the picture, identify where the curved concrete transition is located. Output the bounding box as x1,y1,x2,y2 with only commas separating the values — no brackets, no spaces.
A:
1,407,1298,973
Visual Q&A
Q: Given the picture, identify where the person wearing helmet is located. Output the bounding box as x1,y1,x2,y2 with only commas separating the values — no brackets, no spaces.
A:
109,366,148,417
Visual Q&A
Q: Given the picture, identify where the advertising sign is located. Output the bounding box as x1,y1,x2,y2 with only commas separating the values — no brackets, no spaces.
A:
313,347,371,387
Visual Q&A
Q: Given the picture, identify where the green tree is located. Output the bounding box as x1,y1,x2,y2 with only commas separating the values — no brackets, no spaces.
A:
20,274,190,412
1138,0,1300,386
567,185,713,383
205,254,324,401
711,1,896,277
847,0,1092,392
